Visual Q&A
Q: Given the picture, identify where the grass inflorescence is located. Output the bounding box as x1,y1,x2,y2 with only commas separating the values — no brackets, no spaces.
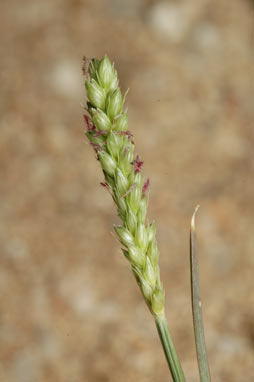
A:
83,55,165,318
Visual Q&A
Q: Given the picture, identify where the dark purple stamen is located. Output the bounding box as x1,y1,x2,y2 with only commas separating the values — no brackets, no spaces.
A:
93,130,108,137
82,56,91,77
115,130,134,142
116,130,132,137
132,155,144,174
100,181,112,196
142,178,150,195
90,142,102,153
84,115,95,132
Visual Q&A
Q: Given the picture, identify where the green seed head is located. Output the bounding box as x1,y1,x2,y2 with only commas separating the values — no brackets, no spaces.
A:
135,173,142,190
109,72,118,93
148,222,156,243
85,79,106,110
128,173,142,212
116,168,129,195
128,246,145,267
137,198,147,222
113,190,127,218
136,222,148,250
84,55,165,317
140,278,153,301
98,55,117,91
144,256,157,288
147,241,159,268
114,225,135,248
128,186,141,214
98,151,116,176
151,288,165,316
89,58,100,79
114,112,128,131
119,145,134,175
126,207,137,235
86,131,106,146
107,131,121,159
92,109,112,131
106,88,123,121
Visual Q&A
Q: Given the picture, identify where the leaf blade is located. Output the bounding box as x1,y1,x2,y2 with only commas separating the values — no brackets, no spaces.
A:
190,206,211,382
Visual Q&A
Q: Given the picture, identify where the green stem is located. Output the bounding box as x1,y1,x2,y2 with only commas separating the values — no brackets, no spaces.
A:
155,314,185,382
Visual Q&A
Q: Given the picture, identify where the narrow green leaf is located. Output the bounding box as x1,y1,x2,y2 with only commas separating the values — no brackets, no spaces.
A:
190,206,211,382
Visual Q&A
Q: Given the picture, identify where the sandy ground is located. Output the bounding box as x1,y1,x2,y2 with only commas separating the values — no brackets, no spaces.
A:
0,0,253,381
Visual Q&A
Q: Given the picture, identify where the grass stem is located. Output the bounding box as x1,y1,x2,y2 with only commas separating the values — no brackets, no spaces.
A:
155,314,185,381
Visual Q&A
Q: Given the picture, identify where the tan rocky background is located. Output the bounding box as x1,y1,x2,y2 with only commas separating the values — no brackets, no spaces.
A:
0,0,253,381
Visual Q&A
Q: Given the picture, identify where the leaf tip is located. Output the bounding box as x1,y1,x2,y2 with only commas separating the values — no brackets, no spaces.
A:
191,204,200,231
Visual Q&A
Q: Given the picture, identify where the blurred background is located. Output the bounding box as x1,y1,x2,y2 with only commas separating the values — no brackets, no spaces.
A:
0,0,253,381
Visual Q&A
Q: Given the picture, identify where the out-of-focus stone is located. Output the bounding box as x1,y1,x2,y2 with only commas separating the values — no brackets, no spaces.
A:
4,237,29,259
49,60,83,99
146,1,206,43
